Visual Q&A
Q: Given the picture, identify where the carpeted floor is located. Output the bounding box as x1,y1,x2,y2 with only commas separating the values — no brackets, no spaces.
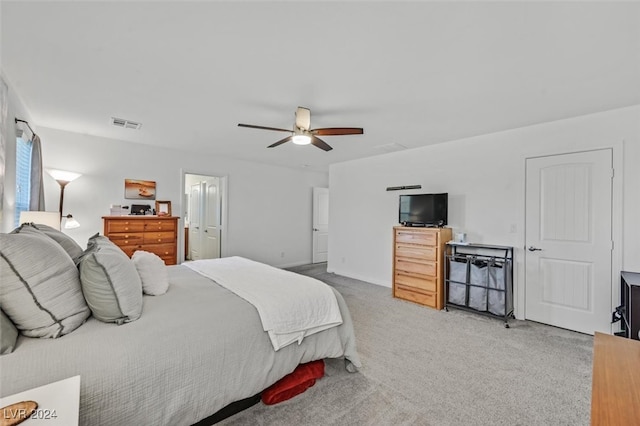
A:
219,263,593,425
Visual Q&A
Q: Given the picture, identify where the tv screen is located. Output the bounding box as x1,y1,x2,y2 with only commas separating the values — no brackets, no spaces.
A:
399,193,448,226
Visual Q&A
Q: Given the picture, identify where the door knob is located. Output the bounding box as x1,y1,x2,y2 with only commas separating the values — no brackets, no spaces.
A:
528,246,542,252
313,228,319,231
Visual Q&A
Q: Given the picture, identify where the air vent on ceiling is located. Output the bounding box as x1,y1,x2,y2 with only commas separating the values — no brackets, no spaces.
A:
110,117,141,130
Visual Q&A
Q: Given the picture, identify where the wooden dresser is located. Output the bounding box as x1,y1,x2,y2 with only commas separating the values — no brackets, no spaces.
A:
392,226,452,310
102,216,179,265
591,332,640,424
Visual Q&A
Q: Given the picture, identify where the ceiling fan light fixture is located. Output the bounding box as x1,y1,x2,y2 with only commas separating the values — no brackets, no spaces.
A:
292,135,311,145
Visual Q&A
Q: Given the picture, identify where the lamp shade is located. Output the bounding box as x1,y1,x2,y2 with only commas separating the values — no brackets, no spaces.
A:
63,215,81,229
47,169,81,183
19,211,62,230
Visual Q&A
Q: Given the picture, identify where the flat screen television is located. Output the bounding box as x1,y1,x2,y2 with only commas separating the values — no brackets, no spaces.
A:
399,193,448,226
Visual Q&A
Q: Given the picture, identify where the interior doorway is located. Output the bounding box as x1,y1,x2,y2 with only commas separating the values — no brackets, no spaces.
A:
524,149,613,335
183,173,226,262
312,187,329,263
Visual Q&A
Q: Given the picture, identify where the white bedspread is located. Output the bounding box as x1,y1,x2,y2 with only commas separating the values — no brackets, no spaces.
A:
184,256,343,350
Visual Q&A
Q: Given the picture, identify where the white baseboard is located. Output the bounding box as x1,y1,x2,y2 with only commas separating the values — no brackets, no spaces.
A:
326,267,391,288
276,260,312,269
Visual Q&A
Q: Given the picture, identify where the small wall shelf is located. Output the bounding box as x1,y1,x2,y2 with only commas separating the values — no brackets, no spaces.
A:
445,242,514,327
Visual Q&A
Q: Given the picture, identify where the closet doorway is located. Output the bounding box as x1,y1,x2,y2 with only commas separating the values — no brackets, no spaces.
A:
183,173,226,261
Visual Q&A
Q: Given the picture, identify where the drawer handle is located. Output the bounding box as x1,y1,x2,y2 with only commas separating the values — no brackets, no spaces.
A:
124,240,129,244
157,239,162,242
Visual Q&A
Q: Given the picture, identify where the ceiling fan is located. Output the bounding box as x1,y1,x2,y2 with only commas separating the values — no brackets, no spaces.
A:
238,106,364,151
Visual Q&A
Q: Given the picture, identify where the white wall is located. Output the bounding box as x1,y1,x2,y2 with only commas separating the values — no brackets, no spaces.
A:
2,120,328,267
328,105,640,318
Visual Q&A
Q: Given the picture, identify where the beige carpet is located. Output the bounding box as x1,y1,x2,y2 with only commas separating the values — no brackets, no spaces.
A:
219,264,593,425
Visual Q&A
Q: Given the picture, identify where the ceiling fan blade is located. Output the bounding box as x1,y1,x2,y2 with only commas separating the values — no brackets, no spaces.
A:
310,135,333,151
295,107,311,130
311,127,364,136
238,123,292,132
267,135,293,148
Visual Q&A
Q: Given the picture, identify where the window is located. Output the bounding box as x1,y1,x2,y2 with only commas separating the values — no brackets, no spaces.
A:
15,136,33,226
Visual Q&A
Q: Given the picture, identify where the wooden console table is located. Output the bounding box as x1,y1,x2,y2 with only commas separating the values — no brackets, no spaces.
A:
590,332,640,425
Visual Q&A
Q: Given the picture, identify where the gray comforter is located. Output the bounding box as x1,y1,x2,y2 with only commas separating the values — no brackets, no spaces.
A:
0,265,361,425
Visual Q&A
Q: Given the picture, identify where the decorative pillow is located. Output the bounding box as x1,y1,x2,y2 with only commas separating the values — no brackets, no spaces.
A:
1,309,19,355
12,223,84,263
0,231,90,338
131,251,169,296
79,235,143,324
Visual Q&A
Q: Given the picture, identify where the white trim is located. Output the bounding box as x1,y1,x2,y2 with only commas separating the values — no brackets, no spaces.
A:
326,267,390,288
611,140,624,334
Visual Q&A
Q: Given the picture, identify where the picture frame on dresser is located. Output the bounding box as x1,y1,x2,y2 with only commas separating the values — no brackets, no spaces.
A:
155,200,171,216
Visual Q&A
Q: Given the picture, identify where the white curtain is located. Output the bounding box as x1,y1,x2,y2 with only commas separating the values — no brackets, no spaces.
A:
28,134,45,210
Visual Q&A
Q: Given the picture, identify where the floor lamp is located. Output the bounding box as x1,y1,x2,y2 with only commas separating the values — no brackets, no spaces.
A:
47,169,82,229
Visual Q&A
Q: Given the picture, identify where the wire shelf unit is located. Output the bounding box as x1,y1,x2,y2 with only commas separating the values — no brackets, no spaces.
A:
445,242,514,327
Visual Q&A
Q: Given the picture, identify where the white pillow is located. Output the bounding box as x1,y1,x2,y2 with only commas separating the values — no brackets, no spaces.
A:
132,251,169,296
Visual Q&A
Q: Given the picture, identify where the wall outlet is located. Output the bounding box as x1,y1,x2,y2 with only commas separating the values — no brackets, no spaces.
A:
280,252,285,258
509,224,517,233
341,257,346,264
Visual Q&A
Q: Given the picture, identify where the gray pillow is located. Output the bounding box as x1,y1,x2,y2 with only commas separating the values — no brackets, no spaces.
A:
1,309,19,355
0,231,91,338
79,235,143,324
13,223,84,263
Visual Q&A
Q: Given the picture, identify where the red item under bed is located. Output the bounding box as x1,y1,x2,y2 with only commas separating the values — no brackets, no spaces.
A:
261,360,325,405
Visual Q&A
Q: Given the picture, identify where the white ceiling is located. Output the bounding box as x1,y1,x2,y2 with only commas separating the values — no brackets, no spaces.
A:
2,1,639,172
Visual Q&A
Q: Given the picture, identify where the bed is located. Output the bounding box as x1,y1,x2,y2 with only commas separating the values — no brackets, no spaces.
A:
0,225,361,426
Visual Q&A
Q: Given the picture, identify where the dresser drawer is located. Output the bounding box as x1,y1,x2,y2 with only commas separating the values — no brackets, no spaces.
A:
395,244,436,261
395,230,436,246
144,231,175,244
143,243,176,259
395,273,437,293
395,258,436,276
394,285,437,308
106,221,145,233
108,233,144,246
117,244,143,257
144,220,176,231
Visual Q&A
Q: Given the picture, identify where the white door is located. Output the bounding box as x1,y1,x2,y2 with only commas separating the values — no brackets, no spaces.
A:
202,178,221,259
189,183,202,260
312,187,329,263
525,149,613,335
